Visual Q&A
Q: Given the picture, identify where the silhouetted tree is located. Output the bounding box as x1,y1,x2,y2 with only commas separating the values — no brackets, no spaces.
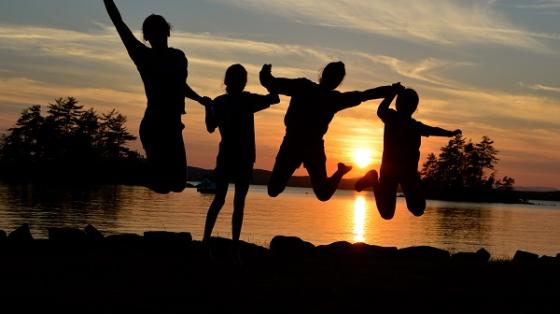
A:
0,97,142,184
99,109,136,159
420,135,517,202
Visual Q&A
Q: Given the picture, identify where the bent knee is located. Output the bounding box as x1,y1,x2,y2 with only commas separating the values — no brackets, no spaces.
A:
315,192,332,202
409,206,425,217
380,211,395,220
377,206,396,220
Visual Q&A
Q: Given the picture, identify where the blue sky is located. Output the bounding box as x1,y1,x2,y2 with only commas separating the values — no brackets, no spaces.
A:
1,0,559,187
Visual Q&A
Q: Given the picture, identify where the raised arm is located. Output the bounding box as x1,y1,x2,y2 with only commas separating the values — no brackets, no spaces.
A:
260,64,306,96
377,83,403,119
362,85,402,101
102,0,144,60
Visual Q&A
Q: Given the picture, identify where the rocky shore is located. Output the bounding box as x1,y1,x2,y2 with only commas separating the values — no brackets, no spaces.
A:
0,224,558,313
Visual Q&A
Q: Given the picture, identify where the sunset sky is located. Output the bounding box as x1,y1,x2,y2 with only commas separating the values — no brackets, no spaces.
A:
0,0,559,188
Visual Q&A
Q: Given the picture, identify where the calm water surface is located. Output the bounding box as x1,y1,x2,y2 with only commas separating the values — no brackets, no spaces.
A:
0,183,558,258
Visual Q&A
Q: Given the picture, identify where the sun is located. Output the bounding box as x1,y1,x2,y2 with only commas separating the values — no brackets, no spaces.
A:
352,148,374,169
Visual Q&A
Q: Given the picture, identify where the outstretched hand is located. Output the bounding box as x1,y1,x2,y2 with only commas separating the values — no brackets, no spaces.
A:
392,82,406,93
200,96,213,107
259,64,272,87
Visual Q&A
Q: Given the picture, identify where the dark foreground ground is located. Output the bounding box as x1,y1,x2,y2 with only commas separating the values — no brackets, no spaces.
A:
0,224,558,314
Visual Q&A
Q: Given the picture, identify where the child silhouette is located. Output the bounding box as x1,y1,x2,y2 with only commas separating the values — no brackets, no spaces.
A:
203,64,279,251
356,85,461,219
260,62,399,202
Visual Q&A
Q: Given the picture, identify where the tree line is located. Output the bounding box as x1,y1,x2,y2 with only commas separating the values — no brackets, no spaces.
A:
0,97,144,184
0,97,523,202
420,135,519,202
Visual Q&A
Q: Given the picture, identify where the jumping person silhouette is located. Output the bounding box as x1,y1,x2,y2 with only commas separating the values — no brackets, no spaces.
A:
203,64,279,250
103,0,211,193
260,62,400,201
355,85,462,219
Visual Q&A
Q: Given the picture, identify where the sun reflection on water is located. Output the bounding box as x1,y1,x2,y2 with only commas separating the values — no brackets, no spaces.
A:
353,195,367,243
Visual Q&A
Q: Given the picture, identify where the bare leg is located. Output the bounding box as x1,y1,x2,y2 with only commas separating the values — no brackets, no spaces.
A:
203,180,229,242
308,162,352,202
268,139,301,197
401,171,426,217
232,181,250,243
369,169,398,220
267,159,298,197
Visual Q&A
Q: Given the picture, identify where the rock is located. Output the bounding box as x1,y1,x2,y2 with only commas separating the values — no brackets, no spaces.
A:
357,243,398,260
451,248,491,263
105,234,143,243
237,240,269,263
48,227,86,242
8,224,33,241
144,231,192,243
397,246,450,263
270,236,314,258
539,255,557,264
513,250,539,263
477,248,491,261
84,225,104,240
315,241,353,257
315,241,397,262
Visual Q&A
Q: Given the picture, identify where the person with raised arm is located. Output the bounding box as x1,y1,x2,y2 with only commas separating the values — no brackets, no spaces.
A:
103,0,211,193
355,84,462,219
203,64,279,260
260,62,399,202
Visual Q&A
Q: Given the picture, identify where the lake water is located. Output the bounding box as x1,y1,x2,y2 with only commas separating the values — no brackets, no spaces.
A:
0,183,558,258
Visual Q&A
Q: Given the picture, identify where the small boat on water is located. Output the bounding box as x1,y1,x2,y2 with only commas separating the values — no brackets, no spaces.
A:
196,177,217,194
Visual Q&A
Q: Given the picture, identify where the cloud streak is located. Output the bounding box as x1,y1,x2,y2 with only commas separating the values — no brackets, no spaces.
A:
0,24,559,186
222,0,552,49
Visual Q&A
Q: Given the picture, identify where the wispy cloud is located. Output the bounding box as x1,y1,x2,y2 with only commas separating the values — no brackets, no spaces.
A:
222,0,551,49
1,24,559,186
519,82,560,93
513,0,560,10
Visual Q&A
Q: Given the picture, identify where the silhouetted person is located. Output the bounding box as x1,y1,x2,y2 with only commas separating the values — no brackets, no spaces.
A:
355,86,462,219
103,0,211,194
203,64,279,252
260,62,399,201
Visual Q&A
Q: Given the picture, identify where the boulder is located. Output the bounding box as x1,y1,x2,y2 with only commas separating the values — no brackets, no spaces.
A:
144,231,192,243
539,255,557,264
8,224,33,241
315,241,397,262
513,250,539,263
357,243,398,260
451,248,491,263
477,248,491,261
103,234,144,254
397,246,450,263
237,240,269,263
48,227,87,242
270,235,314,259
84,225,104,241
105,233,143,243
315,241,353,257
